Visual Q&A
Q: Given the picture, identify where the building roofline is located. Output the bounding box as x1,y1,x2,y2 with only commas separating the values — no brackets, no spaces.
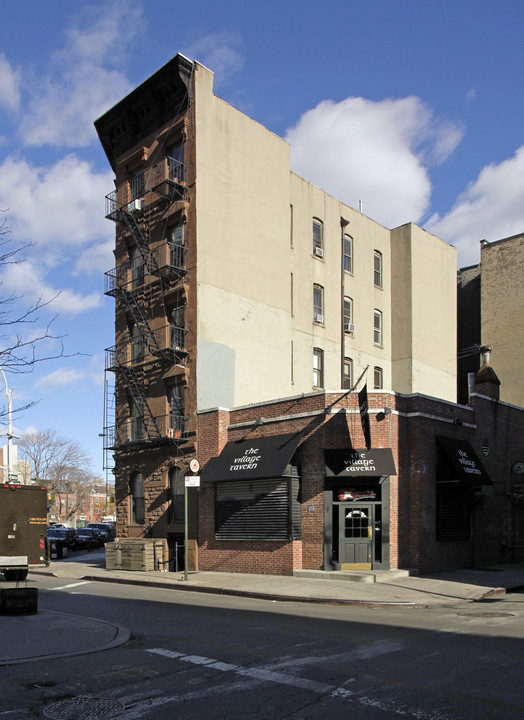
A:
94,53,194,171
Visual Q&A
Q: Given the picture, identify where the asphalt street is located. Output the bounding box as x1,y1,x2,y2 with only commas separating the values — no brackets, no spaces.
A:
1,566,524,720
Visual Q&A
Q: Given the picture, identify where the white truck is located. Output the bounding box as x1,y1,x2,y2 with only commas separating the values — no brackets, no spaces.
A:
0,482,47,581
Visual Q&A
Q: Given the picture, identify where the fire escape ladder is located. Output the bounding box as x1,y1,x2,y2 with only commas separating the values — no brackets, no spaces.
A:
116,289,171,362
120,209,162,280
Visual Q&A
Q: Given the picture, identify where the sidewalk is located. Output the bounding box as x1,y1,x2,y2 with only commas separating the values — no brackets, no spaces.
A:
31,553,524,607
1,554,523,666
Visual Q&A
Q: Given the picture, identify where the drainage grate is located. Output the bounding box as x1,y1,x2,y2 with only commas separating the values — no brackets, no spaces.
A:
43,696,125,719
457,612,514,618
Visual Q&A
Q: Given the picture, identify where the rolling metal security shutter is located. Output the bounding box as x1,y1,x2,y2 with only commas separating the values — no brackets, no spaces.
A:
436,483,471,541
216,479,291,540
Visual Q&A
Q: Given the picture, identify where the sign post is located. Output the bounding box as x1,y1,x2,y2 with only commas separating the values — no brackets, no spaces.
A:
184,459,200,580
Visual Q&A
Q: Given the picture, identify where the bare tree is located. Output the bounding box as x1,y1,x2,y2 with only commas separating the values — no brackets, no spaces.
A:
0,211,74,422
18,429,96,521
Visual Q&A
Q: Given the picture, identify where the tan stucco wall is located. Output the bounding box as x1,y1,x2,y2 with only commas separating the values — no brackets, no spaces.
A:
391,224,456,401
193,62,457,410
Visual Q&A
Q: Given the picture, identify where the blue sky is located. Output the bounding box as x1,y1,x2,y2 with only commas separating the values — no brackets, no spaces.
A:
0,0,523,474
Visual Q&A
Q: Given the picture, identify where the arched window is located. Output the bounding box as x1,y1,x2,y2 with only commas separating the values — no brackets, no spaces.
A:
129,472,145,525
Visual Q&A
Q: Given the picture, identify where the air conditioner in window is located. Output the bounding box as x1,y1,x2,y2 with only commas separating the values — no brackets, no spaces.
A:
314,246,324,258
314,313,324,324
127,198,144,212
344,323,355,333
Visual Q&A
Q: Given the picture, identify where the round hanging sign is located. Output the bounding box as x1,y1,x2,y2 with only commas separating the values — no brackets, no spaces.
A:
190,458,200,473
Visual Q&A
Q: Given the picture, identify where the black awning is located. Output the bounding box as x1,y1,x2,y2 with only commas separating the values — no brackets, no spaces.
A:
202,432,303,483
437,436,492,486
324,448,397,477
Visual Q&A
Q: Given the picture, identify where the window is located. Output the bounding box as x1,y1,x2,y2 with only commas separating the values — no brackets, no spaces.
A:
290,273,294,316
374,310,382,346
344,234,353,273
129,245,144,289
167,223,185,271
130,170,145,202
344,296,353,332
313,347,324,388
168,382,185,435
167,302,185,350
129,472,145,525
130,322,145,363
344,357,353,390
167,141,184,182
313,284,324,323
129,395,145,440
374,366,383,389
168,467,185,524
374,250,383,288
313,218,323,257
290,204,294,247
168,223,184,245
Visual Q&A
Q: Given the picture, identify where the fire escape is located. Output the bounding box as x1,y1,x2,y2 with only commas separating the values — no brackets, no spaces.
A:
102,155,189,461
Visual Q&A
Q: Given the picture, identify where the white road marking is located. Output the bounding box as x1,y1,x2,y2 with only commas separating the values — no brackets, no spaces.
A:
51,581,91,591
143,648,452,719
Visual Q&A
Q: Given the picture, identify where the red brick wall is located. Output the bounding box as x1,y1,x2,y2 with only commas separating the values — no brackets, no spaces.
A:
196,389,524,576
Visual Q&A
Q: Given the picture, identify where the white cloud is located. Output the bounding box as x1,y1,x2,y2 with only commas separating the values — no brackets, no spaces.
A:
426,146,524,267
35,354,104,392
2,259,102,316
0,155,113,250
20,4,141,147
0,54,20,111
73,237,115,276
183,32,244,87
286,96,463,229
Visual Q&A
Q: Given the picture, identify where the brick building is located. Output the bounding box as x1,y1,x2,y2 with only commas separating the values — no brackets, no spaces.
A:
457,232,524,406
95,53,458,569
197,373,524,575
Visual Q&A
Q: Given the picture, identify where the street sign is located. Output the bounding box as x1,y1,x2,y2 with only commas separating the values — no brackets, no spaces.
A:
190,458,200,473
185,476,200,487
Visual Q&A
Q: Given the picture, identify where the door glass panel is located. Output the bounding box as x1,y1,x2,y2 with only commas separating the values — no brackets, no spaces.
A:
345,509,369,538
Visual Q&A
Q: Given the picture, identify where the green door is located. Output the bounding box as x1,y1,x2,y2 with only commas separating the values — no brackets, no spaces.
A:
339,504,374,569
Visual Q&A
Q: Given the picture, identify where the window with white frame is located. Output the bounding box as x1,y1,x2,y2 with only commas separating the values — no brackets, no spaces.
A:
313,218,324,257
374,310,382,345
374,250,383,288
313,284,324,323
313,347,324,388
374,366,383,389
344,296,353,332
344,234,353,273
344,357,353,390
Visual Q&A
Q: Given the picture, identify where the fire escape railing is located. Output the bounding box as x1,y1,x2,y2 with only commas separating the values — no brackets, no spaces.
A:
103,155,189,454
105,157,188,221
104,413,188,450
105,324,188,371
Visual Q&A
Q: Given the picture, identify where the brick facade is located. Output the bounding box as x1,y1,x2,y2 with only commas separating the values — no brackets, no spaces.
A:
196,389,524,576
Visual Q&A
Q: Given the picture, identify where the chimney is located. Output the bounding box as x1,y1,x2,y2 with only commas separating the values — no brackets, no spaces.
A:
474,344,501,400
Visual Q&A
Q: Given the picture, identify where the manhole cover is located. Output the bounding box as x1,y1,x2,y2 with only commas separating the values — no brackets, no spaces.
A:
457,612,514,618
43,696,125,719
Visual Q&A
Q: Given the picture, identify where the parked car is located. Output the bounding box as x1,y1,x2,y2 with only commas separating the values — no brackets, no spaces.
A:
75,527,104,550
87,522,116,542
47,527,79,557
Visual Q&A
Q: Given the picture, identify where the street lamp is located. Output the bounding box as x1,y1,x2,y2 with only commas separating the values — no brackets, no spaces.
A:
0,366,13,482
